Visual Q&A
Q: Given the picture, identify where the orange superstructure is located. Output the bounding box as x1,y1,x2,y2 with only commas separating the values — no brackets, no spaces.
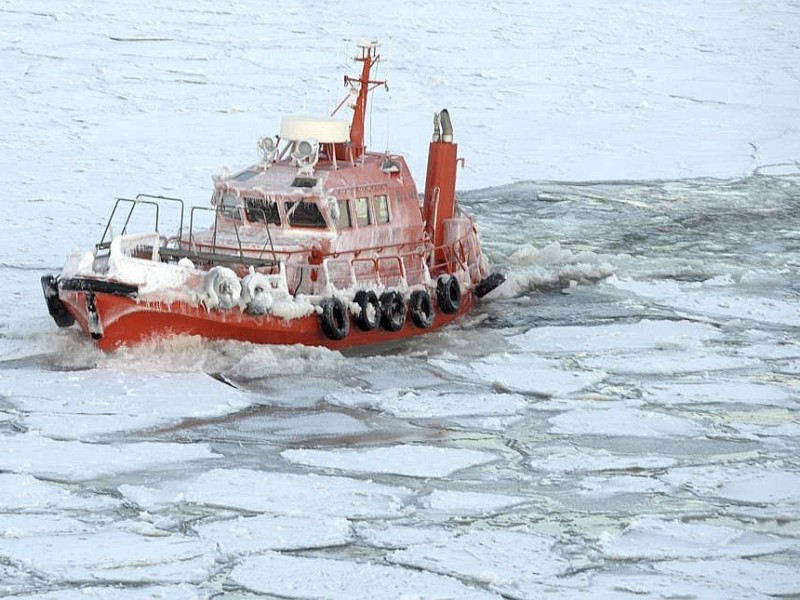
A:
42,40,504,351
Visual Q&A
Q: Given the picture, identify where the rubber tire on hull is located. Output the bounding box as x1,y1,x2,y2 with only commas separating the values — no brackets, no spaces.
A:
409,289,435,328
319,297,350,340
380,290,406,332
41,275,75,328
474,272,506,298
436,275,461,314
353,290,382,331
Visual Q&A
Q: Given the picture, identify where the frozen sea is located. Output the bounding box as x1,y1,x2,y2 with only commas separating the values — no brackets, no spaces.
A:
1,1,800,599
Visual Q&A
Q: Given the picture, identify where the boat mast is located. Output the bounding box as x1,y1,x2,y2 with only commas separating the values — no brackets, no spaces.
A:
333,40,385,161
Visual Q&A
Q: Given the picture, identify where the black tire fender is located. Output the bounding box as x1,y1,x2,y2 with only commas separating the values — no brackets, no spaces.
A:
319,297,350,340
436,275,461,314
409,289,435,328
353,290,381,331
41,274,76,328
379,290,406,332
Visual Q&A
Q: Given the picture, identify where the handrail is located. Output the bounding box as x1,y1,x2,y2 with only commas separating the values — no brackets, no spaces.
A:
158,247,279,269
135,194,185,245
185,226,477,277
188,206,215,254
92,191,481,293
96,197,160,251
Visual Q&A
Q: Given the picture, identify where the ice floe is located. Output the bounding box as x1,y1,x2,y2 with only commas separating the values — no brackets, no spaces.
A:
120,468,414,519
509,319,722,354
0,434,218,482
0,525,219,584
231,552,503,600
194,514,352,556
327,388,530,418
599,517,795,560
662,465,800,506
419,489,531,516
656,558,800,597
281,444,497,478
528,445,678,473
390,527,569,598
609,278,800,327
0,473,120,512
548,406,707,438
431,353,604,396
1,369,251,439
644,380,797,407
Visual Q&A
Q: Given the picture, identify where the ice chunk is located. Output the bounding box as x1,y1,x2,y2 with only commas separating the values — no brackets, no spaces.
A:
122,468,414,519
281,444,497,478
0,434,218,482
0,526,218,584
194,514,352,556
231,552,502,599
599,517,794,560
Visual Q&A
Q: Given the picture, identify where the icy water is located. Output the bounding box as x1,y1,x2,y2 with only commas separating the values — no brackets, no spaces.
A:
2,174,799,598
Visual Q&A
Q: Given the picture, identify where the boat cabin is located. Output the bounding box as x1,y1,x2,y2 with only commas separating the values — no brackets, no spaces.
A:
205,116,426,259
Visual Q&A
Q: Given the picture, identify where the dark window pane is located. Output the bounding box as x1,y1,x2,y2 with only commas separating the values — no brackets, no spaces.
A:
244,197,281,225
285,201,327,228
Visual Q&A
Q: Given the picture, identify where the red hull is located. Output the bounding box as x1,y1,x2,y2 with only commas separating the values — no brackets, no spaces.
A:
59,289,475,352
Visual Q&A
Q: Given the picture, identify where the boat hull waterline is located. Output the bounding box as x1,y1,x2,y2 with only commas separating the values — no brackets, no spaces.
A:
46,278,479,352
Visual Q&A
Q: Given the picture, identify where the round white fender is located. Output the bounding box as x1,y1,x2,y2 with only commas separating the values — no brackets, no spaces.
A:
241,271,274,315
205,266,242,310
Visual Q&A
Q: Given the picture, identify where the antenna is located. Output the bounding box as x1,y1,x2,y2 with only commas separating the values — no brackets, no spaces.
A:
331,40,386,161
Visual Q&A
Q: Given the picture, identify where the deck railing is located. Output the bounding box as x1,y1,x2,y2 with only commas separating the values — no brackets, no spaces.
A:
94,192,481,295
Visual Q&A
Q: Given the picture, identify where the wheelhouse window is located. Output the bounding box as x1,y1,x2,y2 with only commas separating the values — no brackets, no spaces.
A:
354,197,371,226
284,200,327,228
220,192,241,219
373,194,390,224
244,197,281,225
336,198,352,228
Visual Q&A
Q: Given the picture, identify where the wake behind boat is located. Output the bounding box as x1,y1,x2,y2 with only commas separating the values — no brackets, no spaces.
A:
41,41,505,351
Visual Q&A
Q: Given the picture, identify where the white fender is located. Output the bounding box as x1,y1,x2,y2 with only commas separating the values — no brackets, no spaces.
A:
205,266,242,310
241,271,274,315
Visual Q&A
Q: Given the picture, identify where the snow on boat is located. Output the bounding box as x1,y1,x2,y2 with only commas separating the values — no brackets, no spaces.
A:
41,41,505,351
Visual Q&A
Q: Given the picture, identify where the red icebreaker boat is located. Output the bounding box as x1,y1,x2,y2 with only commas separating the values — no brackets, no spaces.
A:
42,41,505,351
